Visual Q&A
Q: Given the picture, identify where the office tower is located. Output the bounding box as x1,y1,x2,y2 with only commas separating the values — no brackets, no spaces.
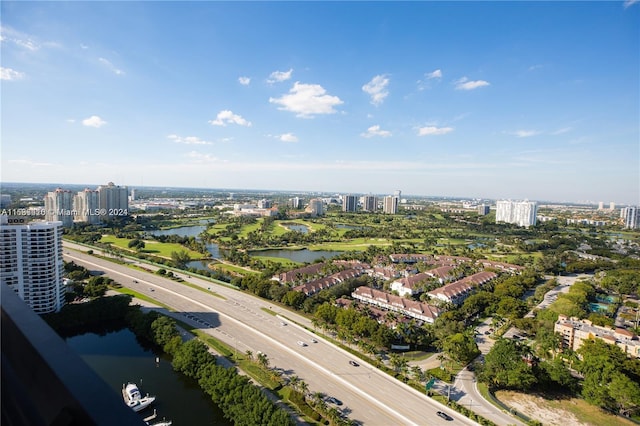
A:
74,188,101,224
342,195,357,212
130,188,136,201
478,204,491,215
44,188,74,227
363,195,378,212
383,195,399,214
97,182,129,220
0,215,65,314
496,200,537,227
609,202,615,211
622,207,640,229
307,199,324,216
598,202,604,210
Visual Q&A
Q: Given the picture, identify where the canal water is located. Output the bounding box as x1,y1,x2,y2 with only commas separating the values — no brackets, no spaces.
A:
66,328,230,426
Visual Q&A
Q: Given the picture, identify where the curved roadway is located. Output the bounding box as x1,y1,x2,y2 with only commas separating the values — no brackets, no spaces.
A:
64,242,478,426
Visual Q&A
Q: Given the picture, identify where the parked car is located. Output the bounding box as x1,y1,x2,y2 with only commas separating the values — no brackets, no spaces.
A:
326,397,343,406
436,411,453,421
349,360,359,367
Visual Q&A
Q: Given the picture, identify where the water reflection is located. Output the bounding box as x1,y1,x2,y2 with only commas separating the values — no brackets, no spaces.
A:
66,328,230,426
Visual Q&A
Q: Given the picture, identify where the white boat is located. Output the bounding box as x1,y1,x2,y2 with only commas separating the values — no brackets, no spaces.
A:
122,382,156,412
148,421,172,426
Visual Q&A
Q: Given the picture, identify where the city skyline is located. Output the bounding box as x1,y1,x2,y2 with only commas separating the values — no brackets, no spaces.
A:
1,2,639,205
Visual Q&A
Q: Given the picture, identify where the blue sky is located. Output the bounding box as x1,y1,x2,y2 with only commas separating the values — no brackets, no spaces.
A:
1,1,638,204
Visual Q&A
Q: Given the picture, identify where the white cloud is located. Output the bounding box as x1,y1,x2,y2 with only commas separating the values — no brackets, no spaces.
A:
98,57,125,75
624,0,639,8
510,130,540,138
80,43,89,50
238,76,251,86
66,119,76,123
417,126,454,136
362,74,390,106
551,127,572,135
426,69,442,79
0,26,59,51
269,82,343,118
185,151,220,163
167,134,212,145
82,115,107,128
267,68,293,83
209,110,252,127
278,133,299,143
361,125,392,138
0,67,25,81
8,158,54,167
454,77,490,90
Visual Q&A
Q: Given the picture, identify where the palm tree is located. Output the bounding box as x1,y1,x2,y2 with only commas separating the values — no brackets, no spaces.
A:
245,350,253,361
257,352,269,369
299,380,309,397
289,375,300,392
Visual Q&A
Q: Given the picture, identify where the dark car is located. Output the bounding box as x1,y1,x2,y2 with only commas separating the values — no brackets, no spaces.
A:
326,397,343,406
349,360,359,367
437,411,453,421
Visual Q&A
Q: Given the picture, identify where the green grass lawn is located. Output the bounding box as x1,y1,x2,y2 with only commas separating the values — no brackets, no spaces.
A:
99,235,206,260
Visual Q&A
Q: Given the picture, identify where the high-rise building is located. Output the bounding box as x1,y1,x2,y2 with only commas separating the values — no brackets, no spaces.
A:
307,199,324,216
0,215,65,314
288,197,303,209
383,195,399,214
362,195,378,212
257,199,272,209
97,182,129,220
598,201,604,210
44,188,74,227
74,188,101,224
622,206,640,229
496,200,537,227
478,204,491,215
610,202,616,211
342,195,357,212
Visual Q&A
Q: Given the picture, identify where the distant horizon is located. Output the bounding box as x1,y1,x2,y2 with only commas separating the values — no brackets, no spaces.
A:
2,2,638,205
0,181,634,207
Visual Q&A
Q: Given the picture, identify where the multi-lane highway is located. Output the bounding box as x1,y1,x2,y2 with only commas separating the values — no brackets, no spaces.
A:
63,242,478,425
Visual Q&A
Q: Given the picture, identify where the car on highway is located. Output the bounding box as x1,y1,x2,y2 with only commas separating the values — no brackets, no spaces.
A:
436,411,453,421
326,396,343,406
349,360,359,367
297,341,307,347
281,322,287,326
133,280,138,283
310,338,318,343
149,288,154,291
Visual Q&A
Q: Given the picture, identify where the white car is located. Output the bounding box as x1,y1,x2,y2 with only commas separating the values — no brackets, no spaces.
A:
310,338,318,343
297,341,307,347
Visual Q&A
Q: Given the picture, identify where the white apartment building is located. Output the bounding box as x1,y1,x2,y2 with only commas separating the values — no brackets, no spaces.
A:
383,195,399,214
307,198,324,216
44,188,74,227
0,215,65,314
97,182,129,220
74,188,101,224
496,200,537,227
622,206,640,229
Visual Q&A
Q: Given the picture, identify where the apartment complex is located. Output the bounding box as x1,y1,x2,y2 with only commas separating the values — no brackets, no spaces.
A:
306,198,324,216
362,195,378,212
44,188,75,227
621,206,640,229
495,200,537,227
0,215,65,314
555,315,640,359
97,182,129,220
74,188,101,224
383,195,399,214
342,195,357,212
352,286,441,324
